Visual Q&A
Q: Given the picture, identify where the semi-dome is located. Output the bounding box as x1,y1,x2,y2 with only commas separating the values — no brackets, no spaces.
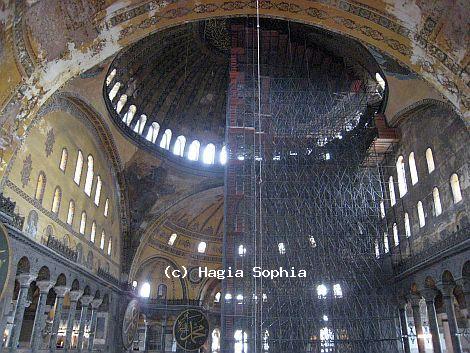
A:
104,18,385,168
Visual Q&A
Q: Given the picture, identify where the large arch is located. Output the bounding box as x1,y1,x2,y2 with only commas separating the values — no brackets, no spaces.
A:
1,93,130,272
0,0,468,184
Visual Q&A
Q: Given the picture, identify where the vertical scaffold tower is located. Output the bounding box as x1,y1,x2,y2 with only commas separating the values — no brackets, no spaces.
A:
222,21,402,353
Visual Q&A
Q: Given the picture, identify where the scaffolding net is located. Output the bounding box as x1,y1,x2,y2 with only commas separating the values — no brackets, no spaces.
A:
222,22,401,353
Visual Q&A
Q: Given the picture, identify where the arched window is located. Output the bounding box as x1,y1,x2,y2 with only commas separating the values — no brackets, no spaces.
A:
25,210,38,238
383,233,389,253
108,82,121,101
35,172,46,203
168,233,177,246
146,122,160,143
392,223,399,245
220,145,227,165
374,240,380,258
94,176,102,206
157,284,167,299
198,241,207,253
122,105,136,125
74,150,84,185
278,242,286,255
396,156,407,197
417,201,425,228
104,198,109,217
333,284,343,298
173,135,186,157
433,187,442,216
116,94,127,114
317,284,328,299
238,245,246,256
59,148,68,171
160,129,172,150
79,212,87,234
234,330,248,353
107,237,112,256
51,186,62,214
404,213,411,238
426,148,435,173
202,143,216,164
375,72,385,90
140,282,151,298
100,230,105,250
388,176,396,206
379,200,385,219
450,173,462,203
211,328,221,353
66,200,75,225
106,68,116,86
320,327,334,353
90,221,96,243
133,114,147,134
214,292,221,303
84,155,94,196
187,140,200,161
408,152,418,185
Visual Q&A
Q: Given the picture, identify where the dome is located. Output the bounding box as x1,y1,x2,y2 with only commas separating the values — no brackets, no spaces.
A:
104,18,384,167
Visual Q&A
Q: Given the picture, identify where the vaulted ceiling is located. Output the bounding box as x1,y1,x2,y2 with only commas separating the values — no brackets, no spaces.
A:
0,0,467,275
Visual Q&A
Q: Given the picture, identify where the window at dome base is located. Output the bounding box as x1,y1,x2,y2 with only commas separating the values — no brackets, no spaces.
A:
160,129,172,150
188,140,200,161
203,144,216,164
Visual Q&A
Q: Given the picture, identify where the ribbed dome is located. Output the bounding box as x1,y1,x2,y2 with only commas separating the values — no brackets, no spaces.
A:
104,18,383,167
106,20,230,145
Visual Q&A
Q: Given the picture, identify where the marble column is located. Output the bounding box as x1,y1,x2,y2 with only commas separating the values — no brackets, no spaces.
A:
398,299,411,353
64,290,83,351
30,281,53,352
9,273,34,350
87,298,103,352
49,286,70,352
77,295,93,352
409,294,426,353
421,288,442,353
438,283,462,353
439,314,454,353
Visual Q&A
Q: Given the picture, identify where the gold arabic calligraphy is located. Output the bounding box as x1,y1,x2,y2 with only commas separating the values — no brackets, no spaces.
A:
177,312,206,344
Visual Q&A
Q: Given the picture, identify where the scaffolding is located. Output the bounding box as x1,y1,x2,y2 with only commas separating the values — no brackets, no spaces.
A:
222,22,401,353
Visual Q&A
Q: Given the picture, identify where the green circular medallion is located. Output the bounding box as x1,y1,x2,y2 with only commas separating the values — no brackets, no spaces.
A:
173,309,209,351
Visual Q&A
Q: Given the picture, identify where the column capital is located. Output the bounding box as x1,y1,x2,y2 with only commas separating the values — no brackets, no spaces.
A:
437,283,455,298
80,295,94,306
420,288,439,302
16,273,34,287
91,298,103,309
36,280,54,294
54,285,70,298
407,293,422,307
69,289,84,302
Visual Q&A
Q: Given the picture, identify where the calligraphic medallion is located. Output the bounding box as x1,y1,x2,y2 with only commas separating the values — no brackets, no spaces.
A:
173,309,209,351
0,223,11,301
122,299,140,349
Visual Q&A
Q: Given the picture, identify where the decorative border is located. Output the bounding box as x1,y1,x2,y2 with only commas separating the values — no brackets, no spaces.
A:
106,0,467,106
